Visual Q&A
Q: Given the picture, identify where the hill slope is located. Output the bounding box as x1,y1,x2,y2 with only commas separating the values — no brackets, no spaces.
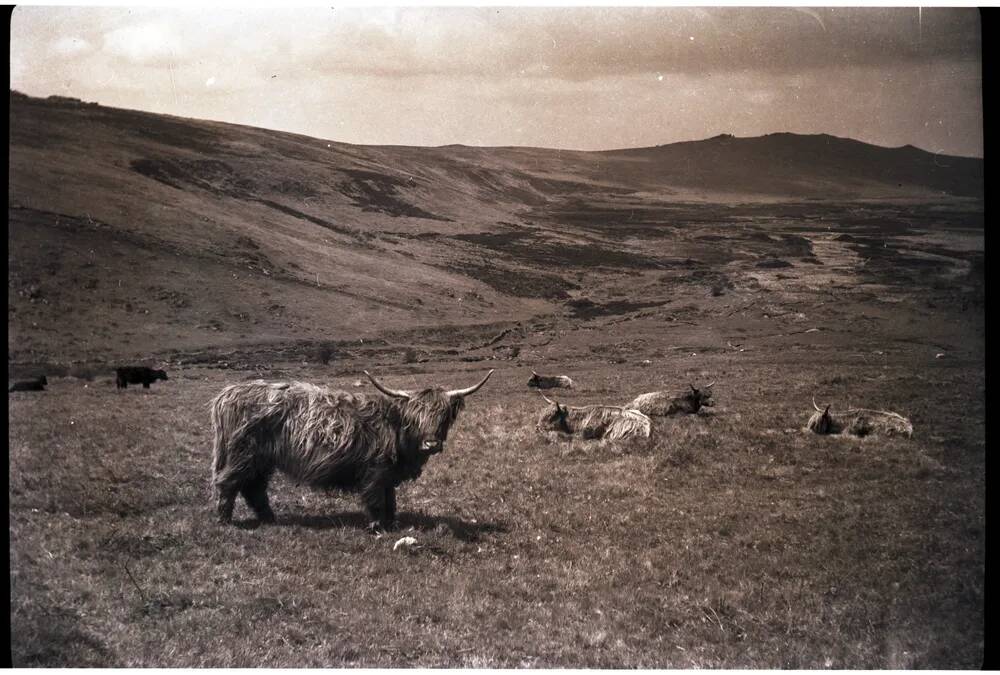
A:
7,94,984,365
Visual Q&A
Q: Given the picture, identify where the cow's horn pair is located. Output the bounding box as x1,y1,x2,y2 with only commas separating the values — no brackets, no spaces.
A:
365,369,495,399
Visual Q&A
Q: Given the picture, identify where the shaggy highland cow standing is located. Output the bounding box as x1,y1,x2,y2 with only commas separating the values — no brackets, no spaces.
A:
628,383,715,416
8,375,48,392
527,371,574,389
537,394,651,440
807,398,913,438
116,366,169,389
209,369,494,531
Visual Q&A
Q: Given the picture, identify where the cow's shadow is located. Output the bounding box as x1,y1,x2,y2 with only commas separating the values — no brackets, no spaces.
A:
234,510,507,542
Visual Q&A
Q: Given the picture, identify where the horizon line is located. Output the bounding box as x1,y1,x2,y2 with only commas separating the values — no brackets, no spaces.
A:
11,89,985,161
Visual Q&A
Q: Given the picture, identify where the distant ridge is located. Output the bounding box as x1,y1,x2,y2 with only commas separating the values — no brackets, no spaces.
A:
8,90,983,206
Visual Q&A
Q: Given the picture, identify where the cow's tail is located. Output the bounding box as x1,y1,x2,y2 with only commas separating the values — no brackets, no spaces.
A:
209,387,237,491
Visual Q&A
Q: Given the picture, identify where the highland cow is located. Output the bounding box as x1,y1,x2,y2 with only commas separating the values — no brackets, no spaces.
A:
807,398,913,438
537,394,651,440
628,383,715,416
527,371,573,390
8,375,47,392
116,366,169,389
209,369,494,531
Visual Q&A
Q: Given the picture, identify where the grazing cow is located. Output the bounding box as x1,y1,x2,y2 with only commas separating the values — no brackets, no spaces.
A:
209,369,494,531
537,394,651,440
116,366,169,389
628,383,715,416
8,375,47,392
807,398,913,438
527,370,573,389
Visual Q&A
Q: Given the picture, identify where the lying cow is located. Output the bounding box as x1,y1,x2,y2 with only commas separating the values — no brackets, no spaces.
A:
527,371,573,389
628,383,715,416
116,366,169,389
537,394,651,440
807,398,913,438
8,375,48,392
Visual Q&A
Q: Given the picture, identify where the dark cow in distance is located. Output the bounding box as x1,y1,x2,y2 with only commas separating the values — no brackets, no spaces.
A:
9,375,48,392
628,383,715,416
209,369,494,531
116,366,169,389
527,370,573,390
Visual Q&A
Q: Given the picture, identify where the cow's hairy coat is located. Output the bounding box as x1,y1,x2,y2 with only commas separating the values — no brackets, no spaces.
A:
629,385,714,416
807,401,913,438
209,371,491,530
527,372,574,390
537,400,651,440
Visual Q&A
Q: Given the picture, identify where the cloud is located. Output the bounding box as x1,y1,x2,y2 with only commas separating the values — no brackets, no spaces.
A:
271,7,980,81
52,36,93,57
7,6,983,157
103,22,184,67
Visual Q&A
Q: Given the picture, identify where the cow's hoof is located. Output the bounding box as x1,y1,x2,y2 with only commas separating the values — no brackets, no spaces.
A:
367,520,397,534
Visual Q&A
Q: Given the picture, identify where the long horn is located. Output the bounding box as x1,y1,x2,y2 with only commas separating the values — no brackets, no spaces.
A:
812,397,822,412
540,393,557,406
705,382,716,388
364,371,411,399
446,369,495,398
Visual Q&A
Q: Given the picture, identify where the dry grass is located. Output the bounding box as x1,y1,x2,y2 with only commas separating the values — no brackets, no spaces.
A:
9,353,984,667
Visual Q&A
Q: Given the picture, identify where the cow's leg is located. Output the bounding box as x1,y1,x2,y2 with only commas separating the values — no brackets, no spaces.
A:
361,481,396,533
213,464,247,524
384,485,397,525
240,475,276,524
215,485,238,524
143,382,150,389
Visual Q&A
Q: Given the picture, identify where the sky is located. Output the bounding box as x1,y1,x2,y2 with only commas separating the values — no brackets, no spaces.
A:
9,6,984,157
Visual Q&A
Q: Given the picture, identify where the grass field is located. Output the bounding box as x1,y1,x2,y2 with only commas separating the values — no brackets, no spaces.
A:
9,341,984,667
8,95,984,667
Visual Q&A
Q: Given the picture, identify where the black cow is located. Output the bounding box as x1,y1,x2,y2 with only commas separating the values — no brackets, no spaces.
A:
116,366,169,389
9,375,48,392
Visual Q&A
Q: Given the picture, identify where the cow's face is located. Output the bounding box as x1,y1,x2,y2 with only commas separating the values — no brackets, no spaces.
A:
808,405,836,434
538,401,571,434
527,373,541,388
365,370,493,455
156,370,169,381
695,387,714,407
401,390,466,455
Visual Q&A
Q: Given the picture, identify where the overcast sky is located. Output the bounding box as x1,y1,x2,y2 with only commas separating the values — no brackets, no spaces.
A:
9,6,983,157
